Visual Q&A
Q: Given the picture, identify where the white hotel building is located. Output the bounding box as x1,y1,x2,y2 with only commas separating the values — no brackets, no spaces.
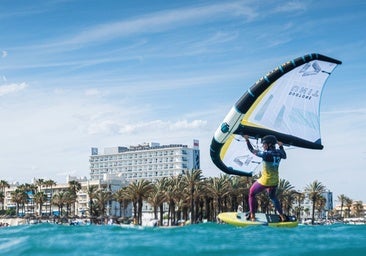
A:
89,140,200,181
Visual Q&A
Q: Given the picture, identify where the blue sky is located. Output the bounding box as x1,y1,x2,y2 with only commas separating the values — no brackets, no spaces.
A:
1,0,365,202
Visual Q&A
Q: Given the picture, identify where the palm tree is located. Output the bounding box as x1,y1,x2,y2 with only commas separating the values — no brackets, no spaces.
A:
352,201,364,217
44,179,56,216
115,186,134,220
0,180,10,211
52,191,67,217
181,169,202,223
64,190,77,217
304,180,326,224
337,194,347,219
227,176,248,212
11,189,28,216
0,180,10,191
172,175,186,224
163,177,179,226
277,179,295,215
205,175,230,216
315,194,326,219
33,192,46,217
0,191,4,212
293,191,305,221
146,180,166,225
86,185,99,219
94,189,112,222
18,183,37,216
237,176,252,212
193,179,206,223
35,179,45,193
345,198,353,218
125,179,153,225
68,180,82,216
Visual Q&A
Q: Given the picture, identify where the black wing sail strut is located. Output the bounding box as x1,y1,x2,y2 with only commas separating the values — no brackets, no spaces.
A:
210,53,342,176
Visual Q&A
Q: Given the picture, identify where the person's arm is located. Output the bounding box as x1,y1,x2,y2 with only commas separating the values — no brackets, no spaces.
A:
277,141,287,159
243,135,258,155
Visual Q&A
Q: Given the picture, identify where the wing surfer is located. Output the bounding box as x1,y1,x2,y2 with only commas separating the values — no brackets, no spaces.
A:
243,135,287,222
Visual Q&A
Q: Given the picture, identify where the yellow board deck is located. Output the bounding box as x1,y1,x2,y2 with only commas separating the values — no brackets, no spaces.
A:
218,212,298,228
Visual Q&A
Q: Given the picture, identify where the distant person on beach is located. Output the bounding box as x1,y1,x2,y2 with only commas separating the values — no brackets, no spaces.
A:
243,135,287,222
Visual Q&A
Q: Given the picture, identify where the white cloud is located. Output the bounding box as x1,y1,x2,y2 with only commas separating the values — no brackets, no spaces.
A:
85,88,103,96
272,1,307,13
0,82,28,96
169,119,207,130
2,50,7,58
87,119,207,135
43,2,257,48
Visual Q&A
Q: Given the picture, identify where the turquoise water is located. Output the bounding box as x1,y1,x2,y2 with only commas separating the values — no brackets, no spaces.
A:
1,223,365,256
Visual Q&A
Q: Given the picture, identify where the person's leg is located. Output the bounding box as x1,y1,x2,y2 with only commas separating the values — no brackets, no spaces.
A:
248,181,266,220
268,187,286,221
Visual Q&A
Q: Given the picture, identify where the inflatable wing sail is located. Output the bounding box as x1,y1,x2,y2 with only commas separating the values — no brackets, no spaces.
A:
210,53,342,176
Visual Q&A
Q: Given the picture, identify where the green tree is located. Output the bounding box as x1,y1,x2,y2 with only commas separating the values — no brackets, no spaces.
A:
126,179,153,225
304,180,326,224
345,197,353,218
35,179,45,193
181,169,202,223
337,194,348,219
86,185,99,218
33,191,46,216
277,179,295,216
146,180,166,225
0,180,10,211
0,191,4,213
18,183,37,215
94,189,112,221
352,201,364,217
52,191,67,217
68,180,82,216
11,189,28,216
293,191,305,221
205,175,230,216
44,180,56,216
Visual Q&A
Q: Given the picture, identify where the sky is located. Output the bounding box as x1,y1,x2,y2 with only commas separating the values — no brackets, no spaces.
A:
0,0,365,203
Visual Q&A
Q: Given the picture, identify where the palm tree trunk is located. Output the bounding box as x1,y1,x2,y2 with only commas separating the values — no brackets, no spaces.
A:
190,186,194,223
133,201,137,223
138,198,143,225
159,204,164,226
311,199,316,225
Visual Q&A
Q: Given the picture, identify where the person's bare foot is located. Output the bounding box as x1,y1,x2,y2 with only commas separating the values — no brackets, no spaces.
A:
280,214,287,222
246,213,255,221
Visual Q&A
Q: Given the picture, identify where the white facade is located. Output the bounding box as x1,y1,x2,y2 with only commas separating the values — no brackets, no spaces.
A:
89,140,200,181
2,174,130,218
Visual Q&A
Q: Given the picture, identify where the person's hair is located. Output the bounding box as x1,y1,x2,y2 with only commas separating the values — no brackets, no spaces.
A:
262,135,277,148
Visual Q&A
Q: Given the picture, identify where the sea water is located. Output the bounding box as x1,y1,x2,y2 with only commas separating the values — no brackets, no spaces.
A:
0,223,365,256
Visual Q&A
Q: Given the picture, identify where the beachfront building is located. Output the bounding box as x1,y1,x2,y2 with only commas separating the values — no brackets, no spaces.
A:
89,140,200,181
334,200,366,219
89,140,200,225
2,174,131,219
65,174,131,218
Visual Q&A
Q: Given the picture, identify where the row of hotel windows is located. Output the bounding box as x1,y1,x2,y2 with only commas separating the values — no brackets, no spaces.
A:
90,163,188,174
90,170,182,179
90,157,188,168
90,150,188,162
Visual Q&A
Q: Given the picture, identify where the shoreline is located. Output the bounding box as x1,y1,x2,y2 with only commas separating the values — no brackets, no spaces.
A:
0,217,27,227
